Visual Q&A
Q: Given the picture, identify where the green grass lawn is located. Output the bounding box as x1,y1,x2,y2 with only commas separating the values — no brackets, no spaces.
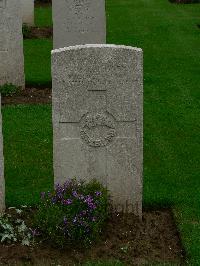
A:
35,6,52,27
4,0,200,264
24,7,53,87
24,39,52,87
2,104,53,206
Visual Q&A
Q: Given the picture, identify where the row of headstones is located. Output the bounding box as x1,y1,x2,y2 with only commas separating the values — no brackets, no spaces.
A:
0,0,143,217
0,0,106,88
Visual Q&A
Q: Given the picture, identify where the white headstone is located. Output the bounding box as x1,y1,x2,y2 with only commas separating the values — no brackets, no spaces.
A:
21,0,34,26
52,44,143,217
0,0,25,88
0,95,5,213
52,0,106,49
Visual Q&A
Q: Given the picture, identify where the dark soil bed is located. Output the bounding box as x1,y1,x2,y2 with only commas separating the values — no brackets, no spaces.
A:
0,209,185,265
169,0,200,3
2,88,52,105
24,27,52,39
34,2,51,8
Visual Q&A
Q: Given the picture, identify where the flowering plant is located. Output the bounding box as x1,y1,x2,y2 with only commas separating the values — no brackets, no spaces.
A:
0,206,35,246
34,178,109,247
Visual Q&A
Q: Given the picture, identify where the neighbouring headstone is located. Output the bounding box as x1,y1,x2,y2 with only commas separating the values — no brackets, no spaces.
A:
0,95,5,213
21,0,34,26
52,44,143,217
0,0,25,88
52,0,106,49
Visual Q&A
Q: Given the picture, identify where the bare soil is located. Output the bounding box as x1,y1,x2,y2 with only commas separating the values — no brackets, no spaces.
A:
2,88,52,105
34,2,51,8
24,27,52,39
169,0,200,3
0,209,185,265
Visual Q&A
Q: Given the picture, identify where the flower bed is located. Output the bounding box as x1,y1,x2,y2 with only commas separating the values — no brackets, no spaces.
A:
34,179,109,247
0,208,185,265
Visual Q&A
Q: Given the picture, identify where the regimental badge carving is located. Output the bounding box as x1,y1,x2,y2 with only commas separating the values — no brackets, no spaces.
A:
80,112,116,147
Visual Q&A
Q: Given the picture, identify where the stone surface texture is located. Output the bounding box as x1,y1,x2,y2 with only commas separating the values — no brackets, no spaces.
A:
52,44,143,217
0,0,25,88
0,95,4,213
52,0,106,49
21,0,34,26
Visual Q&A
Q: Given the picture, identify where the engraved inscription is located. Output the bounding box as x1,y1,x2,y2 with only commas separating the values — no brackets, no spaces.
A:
73,0,96,31
0,30,7,51
74,0,90,15
80,112,116,147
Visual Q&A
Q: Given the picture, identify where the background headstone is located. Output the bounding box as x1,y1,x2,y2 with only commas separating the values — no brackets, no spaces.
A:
52,0,106,49
52,44,143,217
21,0,34,26
0,0,25,88
0,95,5,213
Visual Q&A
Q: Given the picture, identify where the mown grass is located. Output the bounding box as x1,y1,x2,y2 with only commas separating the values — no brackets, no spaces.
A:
24,7,53,87
2,104,53,206
24,39,52,87
35,6,52,27
4,0,200,264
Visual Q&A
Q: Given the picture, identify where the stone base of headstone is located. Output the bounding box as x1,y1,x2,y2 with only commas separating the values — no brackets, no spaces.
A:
52,44,143,217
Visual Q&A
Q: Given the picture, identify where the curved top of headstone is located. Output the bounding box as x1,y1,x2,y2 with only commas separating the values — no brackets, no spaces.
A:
51,44,142,55
51,44,143,123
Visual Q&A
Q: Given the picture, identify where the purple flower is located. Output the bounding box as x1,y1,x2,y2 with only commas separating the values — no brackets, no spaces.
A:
95,191,102,197
63,180,72,188
62,199,73,205
88,202,96,209
84,195,93,204
72,191,79,198
63,217,67,225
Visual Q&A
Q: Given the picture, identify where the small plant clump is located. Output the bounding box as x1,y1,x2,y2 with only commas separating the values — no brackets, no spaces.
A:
0,83,20,97
22,23,32,39
0,206,36,246
34,179,109,248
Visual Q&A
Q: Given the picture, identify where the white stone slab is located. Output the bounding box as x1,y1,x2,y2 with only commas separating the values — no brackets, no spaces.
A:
0,95,5,213
0,0,25,88
21,0,34,26
52,44,143,217
52,0,106,49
